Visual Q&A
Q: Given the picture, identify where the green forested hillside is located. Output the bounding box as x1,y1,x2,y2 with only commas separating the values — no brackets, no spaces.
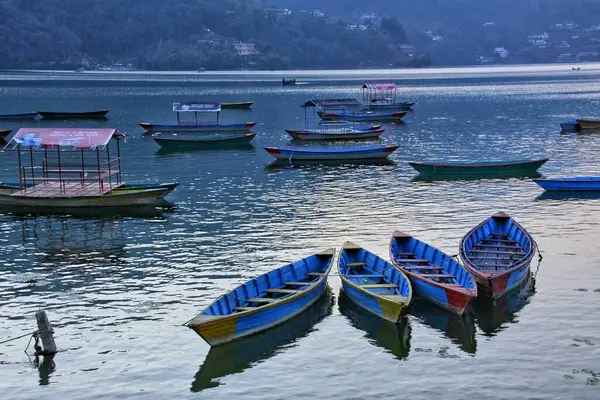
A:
0,0,427,70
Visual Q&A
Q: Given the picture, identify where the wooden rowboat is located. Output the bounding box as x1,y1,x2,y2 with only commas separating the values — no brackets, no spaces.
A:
317,110,408,122
0,112,39,120
339,241,412,323
139,122,256,133
264,145,398,161
409,158,548,176
533,176,600,192
459,212,537,298
153,133,256,149
220,101,254,109
0,129,11,141
37,110,109,119
390,231,477,315
576,119,600,130
560,121,581,132
187,249,335,346
286,127,384,140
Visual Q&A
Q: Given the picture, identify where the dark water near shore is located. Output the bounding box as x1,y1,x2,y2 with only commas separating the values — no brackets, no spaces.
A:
1,66,600,399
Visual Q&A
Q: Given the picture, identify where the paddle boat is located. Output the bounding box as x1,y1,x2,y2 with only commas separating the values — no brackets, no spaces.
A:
186,249,335,346
317,110,408,122
533,176,600,192
459,211,537,298
153,133,256,149
0,112,39,121
285,127,384,140
560,120,581,132
338,241,412,323
0,129,11,141
390,231,477,315
576,118,600,130
220,101,253,110
362,83,415,111
263,145,398,161
409,158,548,176
1,128,178,209
37,110,109,119
139,101,256,133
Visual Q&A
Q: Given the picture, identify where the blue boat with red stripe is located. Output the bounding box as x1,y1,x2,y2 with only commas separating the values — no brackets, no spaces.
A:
389,232,477,315
459,211,537,298
264,145,398,161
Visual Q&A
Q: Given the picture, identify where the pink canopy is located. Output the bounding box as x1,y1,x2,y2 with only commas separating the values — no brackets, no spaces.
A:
7,128,125,149
363,83,397,90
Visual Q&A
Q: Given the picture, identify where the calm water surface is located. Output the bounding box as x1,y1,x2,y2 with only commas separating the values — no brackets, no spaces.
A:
1,66,599,399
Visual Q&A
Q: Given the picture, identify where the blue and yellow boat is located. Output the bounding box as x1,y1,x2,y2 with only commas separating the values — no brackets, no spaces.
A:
187,249,335,346
338,242,412,323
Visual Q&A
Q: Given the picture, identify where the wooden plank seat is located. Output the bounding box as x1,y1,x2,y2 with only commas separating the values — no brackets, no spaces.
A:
403,266,443,270
395,252,416,256
265,288,297,294
306,272,323,277
346,262,366,267
474,244,523,250
347,274,385,279
469,249,525,255
395,258,430,263
360,284,398,289
247,297,276,303
468,255,515,260
473,263,515,268
420,274,455,279
490,232,509,237
235,307,256,312
482,238,517,244
285,281,311,286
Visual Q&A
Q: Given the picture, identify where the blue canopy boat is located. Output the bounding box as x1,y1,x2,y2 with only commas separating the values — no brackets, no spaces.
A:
0,112,39,120
264,145,398,161
459,212,537,298
389,232,477,315
187,249,335,346
153,133,256,149
338,241,412,323
533,176,600,192
139,101,256,133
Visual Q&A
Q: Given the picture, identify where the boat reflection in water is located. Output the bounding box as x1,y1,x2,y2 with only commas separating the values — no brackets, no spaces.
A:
266,158,395,171
411,171,542,183
337,290,411,361
190,288,334,392
409,301,477,354
473,273,537,336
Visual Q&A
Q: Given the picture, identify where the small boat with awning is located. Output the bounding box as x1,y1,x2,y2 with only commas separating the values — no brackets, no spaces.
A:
0,112,39,121
409,158,548,176
264,145,398,161
339,241,412,323
37,110,109,120
1,128,177,209
220,101,254,110
576,118,600,130
186,249,335,346
533,176,600,192
153,133,256,149
390,232,477,315
362,83,415,110
459,212,537,298
139,101,256,133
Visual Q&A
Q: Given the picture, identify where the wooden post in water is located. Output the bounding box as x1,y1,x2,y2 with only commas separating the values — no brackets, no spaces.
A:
35,310,57,355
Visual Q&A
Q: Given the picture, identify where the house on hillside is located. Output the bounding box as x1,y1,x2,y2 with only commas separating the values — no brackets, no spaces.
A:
233,43,257,56
398,44,415,56
264,8,291,18
494,47,509,58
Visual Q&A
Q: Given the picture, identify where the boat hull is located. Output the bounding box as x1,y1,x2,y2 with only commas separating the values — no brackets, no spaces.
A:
0,112,39,120
0,129,11,140
318,111,407,122
533,177,600,192
38,110,109,119
367,102,415,111
286,128,384,140
154,133,256,149
264,145,398,161
560,122,581,132
0,183,177,208
139,122,256,133
220,102,254,109
576,119,600,130
409,158,548,176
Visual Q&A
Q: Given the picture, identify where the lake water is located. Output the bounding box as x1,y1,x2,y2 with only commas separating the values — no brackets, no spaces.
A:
1,65,599,399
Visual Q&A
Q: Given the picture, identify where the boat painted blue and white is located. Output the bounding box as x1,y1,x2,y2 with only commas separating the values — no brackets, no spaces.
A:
390,232,477,315
264,145,398,161
339,242,411,323
286,126,384,140
533,176,600,192
187,249,335,346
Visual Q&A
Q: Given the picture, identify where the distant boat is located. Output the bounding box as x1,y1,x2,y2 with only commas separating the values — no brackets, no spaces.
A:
317,110,408,122
153,133,256,149
186,249,335,346
576,119,600,130
37,110,109,120
338,241,412,323
0,129,11,141
0,112,39,121
408,158,548,176
560,121,581,132
220,101,254,110
198,67,206,73
533,176,600,192
140,122,256,133
263,145,398,161
459,211,537,298
285,127,384,140
390,231,477,315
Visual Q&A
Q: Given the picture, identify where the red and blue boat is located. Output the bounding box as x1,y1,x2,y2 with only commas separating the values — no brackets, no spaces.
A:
459,212,537,298
186,249,335,346
390,231,477,315
264,145,398,161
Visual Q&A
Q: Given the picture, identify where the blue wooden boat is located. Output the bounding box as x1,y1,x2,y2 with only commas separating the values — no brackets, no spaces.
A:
0,112,39,120
409,158,548,176
38,110,109,120
390,232,477,315
140,122,256,133
153,133,256,149
533,176,600,192
317,110,408,122
459,212,537,298
560,121,581,132
367,102,415,111
264,145,398,161
286,127,384,140
187,249,335,346
338,241,412,323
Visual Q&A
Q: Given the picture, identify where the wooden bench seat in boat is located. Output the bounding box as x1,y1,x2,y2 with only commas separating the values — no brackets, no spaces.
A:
346,262,366,267
469,249,525,255
285,281,311,286
490,232,509,237
266,288,297,294
360,284,398,289
403,266,443,270
468,255,515,260
474,244,523,250
347,274,385,279
248,297,277,303
472,263,515,268
420,274,455,279
482,238,517,244
234,307,256,312
395,252,416,256
395,259,430,263
306,272,323,277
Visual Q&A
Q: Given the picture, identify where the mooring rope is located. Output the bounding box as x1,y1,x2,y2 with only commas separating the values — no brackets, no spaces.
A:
0,331,34,346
